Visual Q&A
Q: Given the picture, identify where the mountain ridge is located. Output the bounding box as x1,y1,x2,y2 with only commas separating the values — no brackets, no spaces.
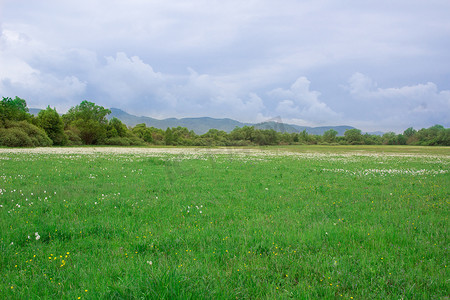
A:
108,108,360,136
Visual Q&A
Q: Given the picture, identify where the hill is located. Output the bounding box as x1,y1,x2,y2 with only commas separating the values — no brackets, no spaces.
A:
108,108,358,135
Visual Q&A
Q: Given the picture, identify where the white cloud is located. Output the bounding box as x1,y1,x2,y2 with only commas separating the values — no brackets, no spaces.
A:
161,68,266,122
347,73,377,97
270,77,339,124
346,72,450,130
90,52,164,107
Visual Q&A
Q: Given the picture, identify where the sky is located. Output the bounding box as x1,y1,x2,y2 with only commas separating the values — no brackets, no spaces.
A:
1,0,449,132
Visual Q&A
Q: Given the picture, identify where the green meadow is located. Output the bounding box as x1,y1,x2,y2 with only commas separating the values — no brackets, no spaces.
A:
0,146,448,299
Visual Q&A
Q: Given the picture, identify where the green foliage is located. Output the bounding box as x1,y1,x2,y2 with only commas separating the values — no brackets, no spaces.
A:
1,96,449,147
298,130,312,144
154,124,450,147
164,128,173,145
164,127,197,146
230,125,255,143
200,129,230,146
64,127,83,146
132,123,152,143
0,127,34,147
107,117,128,138
415,125,450,146
132,124,166,144
62,101,111,145
104,136,146,146
403,127,417,138
74,118,107,145
362,133,381,145
382,132,397,145
0,120,52,147
254,129,278,145
0,96,31,122
344,128,363,145
36,106,68,145
63,100,111,125
323,129,338,143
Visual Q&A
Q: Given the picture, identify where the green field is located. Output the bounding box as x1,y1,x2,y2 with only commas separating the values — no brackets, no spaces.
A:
0,146,448,299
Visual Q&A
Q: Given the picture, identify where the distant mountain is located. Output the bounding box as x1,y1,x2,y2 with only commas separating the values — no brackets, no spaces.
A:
108,108,249,134
29,108,42,116
254,121,299,133
108,108,358,135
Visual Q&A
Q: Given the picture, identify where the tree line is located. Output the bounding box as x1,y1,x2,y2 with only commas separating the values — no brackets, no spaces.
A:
1,97,449,147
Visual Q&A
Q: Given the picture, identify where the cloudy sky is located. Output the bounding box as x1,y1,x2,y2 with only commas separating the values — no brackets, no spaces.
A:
1,0,449,132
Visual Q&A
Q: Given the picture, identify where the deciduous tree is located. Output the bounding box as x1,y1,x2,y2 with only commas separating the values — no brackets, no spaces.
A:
36,106,67,145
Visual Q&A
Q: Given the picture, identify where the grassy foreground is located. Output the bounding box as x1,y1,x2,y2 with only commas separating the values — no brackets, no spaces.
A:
0,146,448,299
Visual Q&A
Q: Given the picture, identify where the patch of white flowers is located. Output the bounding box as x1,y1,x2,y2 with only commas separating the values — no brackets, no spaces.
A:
321,168,448,176
27,232,40,240
186,205,203,214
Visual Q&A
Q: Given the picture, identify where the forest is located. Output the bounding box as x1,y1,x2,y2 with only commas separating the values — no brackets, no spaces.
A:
1,97,449,147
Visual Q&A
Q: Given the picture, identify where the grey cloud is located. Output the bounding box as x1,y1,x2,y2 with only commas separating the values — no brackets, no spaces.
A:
83,53,267,121
1,0,450,132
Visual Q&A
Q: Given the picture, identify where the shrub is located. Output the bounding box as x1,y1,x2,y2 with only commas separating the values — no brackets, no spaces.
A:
104,137,131,146
105,136,146,146
0,127,34,147
127,136,146,146
64,128,83,146
0,120,52,147
229,140,253,146
16,121,52,147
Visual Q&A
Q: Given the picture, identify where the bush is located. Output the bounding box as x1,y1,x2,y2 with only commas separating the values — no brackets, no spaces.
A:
229,140,253,146
104,136,145,146
64,128,83,146
127,136,146,146
104,137,131,146
17,121,52,147
0,121,52,147
0,128,34,147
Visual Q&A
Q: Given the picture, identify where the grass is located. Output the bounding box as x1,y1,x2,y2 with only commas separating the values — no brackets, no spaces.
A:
0,146,449,299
